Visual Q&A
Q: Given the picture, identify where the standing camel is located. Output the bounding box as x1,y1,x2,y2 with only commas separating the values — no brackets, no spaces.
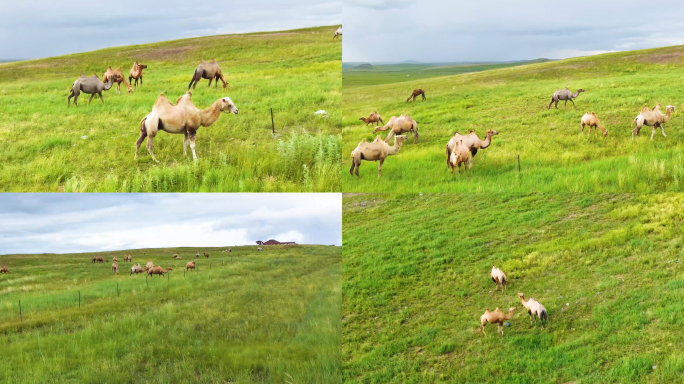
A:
112,261,119,274
480,307,516,336
333,27,342,40
448,140,470,176
548,87,584,109
129,61,148,88
204,252,209,258
103,66,132,95
406,89,426,103
135,92,239,161
445,130,499,170
632,104,676,139
68,74,115,106
188,59,228,90
580,112,608,137
373,114,418,143
349,135,407,177
359,111,383,126
518,293,548,328
186,261,196,271
491,266,507,291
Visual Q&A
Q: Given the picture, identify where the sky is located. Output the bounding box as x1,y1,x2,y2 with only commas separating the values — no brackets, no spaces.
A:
0,0,341,60
0,194,342,255
343,0,684,63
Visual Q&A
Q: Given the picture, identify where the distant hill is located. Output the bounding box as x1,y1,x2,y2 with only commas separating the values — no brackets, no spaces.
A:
353,63,374,69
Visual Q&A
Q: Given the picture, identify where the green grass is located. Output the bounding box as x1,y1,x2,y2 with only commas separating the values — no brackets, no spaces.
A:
0,25,341,192
343,193,684,383
0,245,341,383
342,45,684,192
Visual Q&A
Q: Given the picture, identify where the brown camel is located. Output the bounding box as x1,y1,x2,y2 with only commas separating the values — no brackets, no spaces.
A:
373,114,418,143
112,261,119,274
204,252,209,258
406,89,426,102
480,307,516,336
632,104,677,139
446,130,499,170
580,112,608,137
147,266,172,277
360,111,384,127
129,61,148,88
188,59,228,90
186,261,196,271
518,293,548,328
349,135,407,177
130,264,143,275
491,266,507,291
124,255,132,262
448,140,470,176
0,266,10,274
135,92,239,161
92,256,108,263
103,66,132,95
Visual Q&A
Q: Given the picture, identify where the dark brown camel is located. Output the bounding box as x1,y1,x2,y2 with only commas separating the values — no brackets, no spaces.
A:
406,89,426,103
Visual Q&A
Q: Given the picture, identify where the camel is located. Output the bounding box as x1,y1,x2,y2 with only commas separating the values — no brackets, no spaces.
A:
92,256,108,263
448,140,470,176
124,255,132,262
0,266,10,274
112,261,119,274
548,87,584,109
204,252,210,258
68,74,115,106
333,27,342,40
173,255,181,260
130,264,143,275
406,89,426,103
257,247,263,251
113,257,118,262
632,104,676,139
446,130,499,170
518,293,548,328
490,266,507,291
580,112,608,138
144,261,154,272
135,92,239,161
147,266,172,277
129,61,148,88
228,248,231,252
195,252,200,258
186,261,196,271
360,111,384,127
373,114,418,143
349,135,408,177
172,253,178,259
479,307,516,336
188,59,228,90
103,66,132,95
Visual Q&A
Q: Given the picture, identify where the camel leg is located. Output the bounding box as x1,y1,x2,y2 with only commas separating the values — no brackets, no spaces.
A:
215,76,219,89
378,158,384,176
207,78,213,88
564,100,568,107
146,135,159,162
188,129,198,160
555,100,559,109
581,122,585,134
651,126,656,140
140,76,143,86
349,160,355,176
188,78,195,90
183,130,189,156
569,99,575,107
548,98,554,109
99,93,104,104
129,76,133,87
355,160,360,177
661,126,666,137
88,94,95,105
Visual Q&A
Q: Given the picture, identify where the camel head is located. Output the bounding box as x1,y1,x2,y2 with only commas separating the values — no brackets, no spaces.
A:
486,130,499,137
517,293,526,300
577,89,585,94
666,105,677,114
219,97,239,114
508,307,517,315
138,63,148,70
394,135,408,146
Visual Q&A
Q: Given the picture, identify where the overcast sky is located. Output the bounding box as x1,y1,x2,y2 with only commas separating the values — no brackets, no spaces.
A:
0,194,341,255
343,0,684,63
0,0,341,60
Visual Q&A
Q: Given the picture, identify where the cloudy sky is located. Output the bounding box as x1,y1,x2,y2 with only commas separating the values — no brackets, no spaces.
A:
0,194,341,255
343,0,684,63
0,0,341,60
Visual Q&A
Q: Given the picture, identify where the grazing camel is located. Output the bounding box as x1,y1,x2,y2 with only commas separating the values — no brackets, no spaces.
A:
518,293,548,328
373,114,418,143
68,74,115,106
0,266,10,274
112,261,119,274
448,140,470,176
124,255,132,262
406,89,426,103
188,59,228,90
130,264,143,275
360,111,384,127
490,266,507,291
144,261,154,272
172,253,178,259
135,92,239,162
349,135,408,177
186,261,196,271
92,256,108,263
333,27,342,40
147,266,172,277
580,112,608,137
446,130,499,170
204,252,209,258
480,307,516,336
103,66,132,95
632,104,677,139
548,87,584,109
129,61,148,88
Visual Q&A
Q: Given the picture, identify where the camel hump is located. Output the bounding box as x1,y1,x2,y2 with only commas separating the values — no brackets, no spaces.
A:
591,112,596,115
108,66,112,69
200,59,205,63
116,66,122,71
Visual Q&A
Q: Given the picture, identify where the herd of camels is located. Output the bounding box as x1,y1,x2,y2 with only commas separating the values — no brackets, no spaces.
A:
350,86,678,177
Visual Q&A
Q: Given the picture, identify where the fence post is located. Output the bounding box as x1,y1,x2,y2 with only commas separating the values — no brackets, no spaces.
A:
79,290,81,308
19,300,22,322
518,155,521,173
117,282,119,297
271,108,275,138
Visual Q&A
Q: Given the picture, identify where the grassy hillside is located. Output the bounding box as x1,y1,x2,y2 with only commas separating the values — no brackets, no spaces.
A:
343,193,684,383
342,45,684,192
0,25,341,192
0,245,341,383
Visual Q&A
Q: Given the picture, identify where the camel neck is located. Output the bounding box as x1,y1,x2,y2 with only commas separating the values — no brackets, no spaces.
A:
388,142,402,155
200,100,222,127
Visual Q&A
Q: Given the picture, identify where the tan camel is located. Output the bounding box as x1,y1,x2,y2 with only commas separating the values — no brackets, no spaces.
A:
135,92,239,161
103,66,132,95
333,27,342,40
580,112,608,137
124,255,132,262
129,61,148,88
204,252,210,258
373,114,418,143
449,140,470,176
112,261,119,274
186,261,196,271
113,257,118,262
446,130,499,170
257,247,263,251
480,307,516,336
0,266,10,274
147,266,172,277
130,264,143,275
188,59,228,90
518,293,548,327
360,111,384,127
349,135,407,177
491,266,507,291
92,256,108,263
406,89,426,102
632,104,676,139
144,261,154,272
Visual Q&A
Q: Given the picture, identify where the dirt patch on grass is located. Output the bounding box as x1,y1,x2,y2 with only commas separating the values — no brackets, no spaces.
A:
625,52,682,64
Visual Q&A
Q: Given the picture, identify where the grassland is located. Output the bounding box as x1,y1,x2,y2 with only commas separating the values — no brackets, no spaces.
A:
343,193,684,383
0,245,341,383
342,45,684,192
0,25,341,192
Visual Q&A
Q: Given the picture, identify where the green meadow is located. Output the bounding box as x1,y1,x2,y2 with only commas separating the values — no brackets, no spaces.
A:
0,25,341,192
342,45,684,192
343,193,684,383
0,245,341,383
